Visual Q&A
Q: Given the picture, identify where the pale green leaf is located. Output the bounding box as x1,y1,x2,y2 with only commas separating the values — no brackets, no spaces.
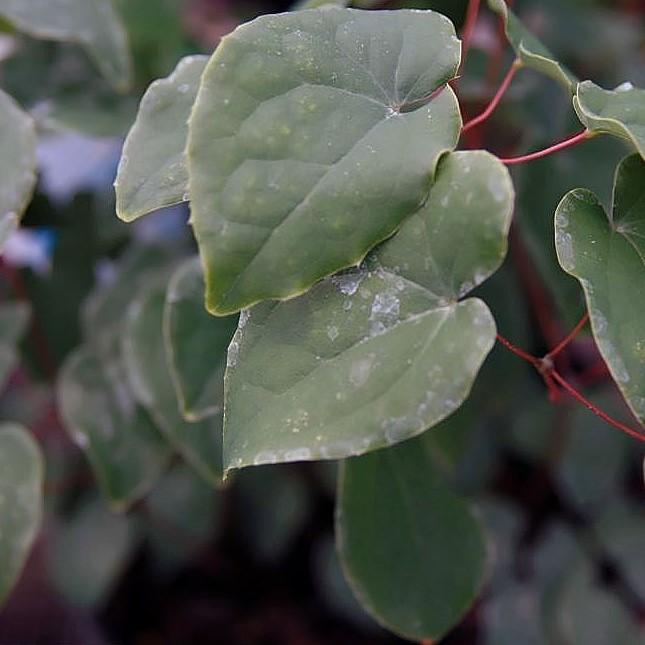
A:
188,7,462,314
0,302,30,389
0,0,132,91
123,284,223,486
574,81,645,159
164,258,238,421
57,345,172,510
0,88,37,238
224,152,512,472
0,424,43,606
555,154,645,426
116,56,209,221
336,434,486,641
488,0,577,93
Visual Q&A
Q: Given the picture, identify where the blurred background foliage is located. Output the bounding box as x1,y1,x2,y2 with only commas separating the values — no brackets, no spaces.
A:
0,0,643,643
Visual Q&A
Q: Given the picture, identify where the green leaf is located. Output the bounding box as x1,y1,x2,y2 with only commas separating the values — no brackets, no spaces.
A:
123,283,223,486
48,497,136,607
336,434,486,641
0,302,30,389
574,81,645,159
0,0,132,91
0,424,43,606
0,88,37,240
488,0,577,93
116,56,209,221
555,154,645,426
164,258,238,421
57,345,171,510
224,151,512,472
188,7,462,314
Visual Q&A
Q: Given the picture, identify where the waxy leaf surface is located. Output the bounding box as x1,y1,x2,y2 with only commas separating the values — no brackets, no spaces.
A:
336,434,486,641
575,81,645,159
0,302,30,389
488,0,577,92
0,89,37,244
188,7,462,314
164,258,238,421
0,0,132,90
0,424,43,606
555,154,645,426
58,345,171,510
124,285,223,485
116,56,209,221
224,152,513,472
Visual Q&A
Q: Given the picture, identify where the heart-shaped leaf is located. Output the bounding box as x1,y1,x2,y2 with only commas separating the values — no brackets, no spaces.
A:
0,424,43,606
164,258,238,421
488,0,577,93
0,302,30,389
574,81,645,159
0,0,132,91
123,284,223,486
0,88,37,245
116,56,209,221
58,345,172,510
336,433,486,641
555,154,645,426
224,151,513,472
188,7,462,314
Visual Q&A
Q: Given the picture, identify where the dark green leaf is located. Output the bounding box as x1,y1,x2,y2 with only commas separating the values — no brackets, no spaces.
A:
0,302,30,389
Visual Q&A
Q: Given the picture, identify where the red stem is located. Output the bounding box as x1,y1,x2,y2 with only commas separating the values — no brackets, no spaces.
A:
546,313,589,360
496,333,540,367
462,60,521,133
550,370,645,443
460,0,481,72
500,129,592,165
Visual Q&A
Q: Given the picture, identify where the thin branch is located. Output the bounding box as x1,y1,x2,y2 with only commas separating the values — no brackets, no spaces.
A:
546,312,589,360
550,370,645,444
496,333,540,367
500,129,593,165
460,0,481,72
462,60,521,133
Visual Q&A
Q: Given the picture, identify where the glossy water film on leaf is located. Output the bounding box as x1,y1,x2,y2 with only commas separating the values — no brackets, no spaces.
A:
0,424,43,606
116,56,209,221
555,154,645,428
223,151,513,473
188,7,462,314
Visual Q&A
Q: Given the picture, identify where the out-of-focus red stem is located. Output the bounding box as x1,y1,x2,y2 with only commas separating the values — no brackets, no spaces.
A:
460,0,481,72
501,130,592,165
546,313,589,360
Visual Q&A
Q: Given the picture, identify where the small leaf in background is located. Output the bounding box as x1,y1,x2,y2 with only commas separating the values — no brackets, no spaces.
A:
0,0,132,91
337,435,486,641
555,154,645,426
48,496,136,607
575,81,645,159
0,302,30,389
0,424,43,606
0,88,37,246
123,283,223,486
224,151,512,472
116,55,209,221
487,0,577,93
57,345,171,511
164,258,238,422
188,7,462,314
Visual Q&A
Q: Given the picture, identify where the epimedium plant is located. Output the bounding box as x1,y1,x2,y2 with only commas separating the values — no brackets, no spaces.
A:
0,0,644,641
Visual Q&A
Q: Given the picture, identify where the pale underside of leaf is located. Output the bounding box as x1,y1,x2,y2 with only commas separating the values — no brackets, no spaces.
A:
188,7,462,315
0,424,43,606
0,89,37,235
336,434,486,640
574,81,645,160
58,345,172,510
555,154,645,426
0,0,132,91
164,257,238,422
223,151,513,472
116,55,209,222
488,0,577,93
123,285,223,486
